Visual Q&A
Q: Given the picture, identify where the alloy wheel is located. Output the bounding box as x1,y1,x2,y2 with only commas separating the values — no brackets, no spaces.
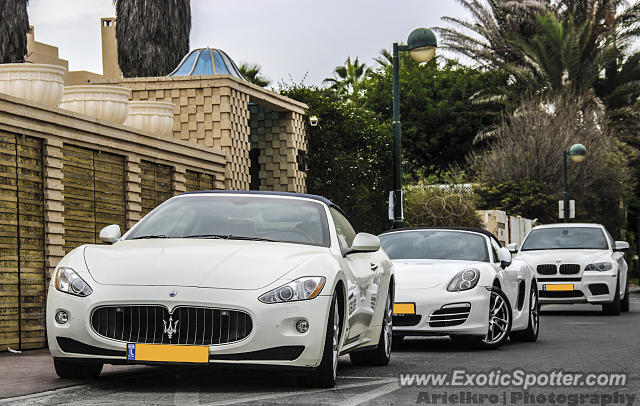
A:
332,299,340,380
383,293,393,357
530,287,539,335
482,290,510,345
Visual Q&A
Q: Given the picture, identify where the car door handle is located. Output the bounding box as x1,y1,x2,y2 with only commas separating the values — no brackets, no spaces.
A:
370,262,379,271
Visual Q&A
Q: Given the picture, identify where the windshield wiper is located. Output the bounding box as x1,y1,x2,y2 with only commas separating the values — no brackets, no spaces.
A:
225,235,278,242
183,234,277,242
131,234,167,240
183,234,229,239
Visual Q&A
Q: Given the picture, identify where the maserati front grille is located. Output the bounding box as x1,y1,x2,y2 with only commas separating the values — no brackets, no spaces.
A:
91,305,252,345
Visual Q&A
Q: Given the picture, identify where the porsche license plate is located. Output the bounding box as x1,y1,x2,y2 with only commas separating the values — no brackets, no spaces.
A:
127,343,209,363
393,303,416,315
543,284,574,291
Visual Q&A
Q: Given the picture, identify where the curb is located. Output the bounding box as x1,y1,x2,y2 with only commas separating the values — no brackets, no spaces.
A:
630,286,640,294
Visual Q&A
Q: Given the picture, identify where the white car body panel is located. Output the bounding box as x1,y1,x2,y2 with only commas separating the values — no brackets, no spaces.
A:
380,229,536,338
46,193,394,369
515,223,628,305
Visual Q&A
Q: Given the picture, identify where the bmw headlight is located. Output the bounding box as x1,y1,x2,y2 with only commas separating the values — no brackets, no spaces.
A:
54,267,93,297
259,277,326,304
447,269,480,292
584,262,613,271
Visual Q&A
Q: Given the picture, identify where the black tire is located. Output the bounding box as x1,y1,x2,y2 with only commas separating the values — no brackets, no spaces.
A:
350,289,393,366
621,278,630,313
297,292,341,388
53,358,103,379
602,278,621,315
468,287,512,350
510,283,539,342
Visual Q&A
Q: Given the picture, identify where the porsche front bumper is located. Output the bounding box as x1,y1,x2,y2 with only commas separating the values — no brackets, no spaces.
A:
46,284,333,369
392,285,491,337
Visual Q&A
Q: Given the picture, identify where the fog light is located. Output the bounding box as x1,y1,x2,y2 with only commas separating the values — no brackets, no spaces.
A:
55,311,69,324
296,319,309,333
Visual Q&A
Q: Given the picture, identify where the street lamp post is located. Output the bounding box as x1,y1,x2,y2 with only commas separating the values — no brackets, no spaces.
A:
562,143,587,223
391,28,437,229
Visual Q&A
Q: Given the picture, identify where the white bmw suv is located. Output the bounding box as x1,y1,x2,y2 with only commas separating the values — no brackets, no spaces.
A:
508,223,629,315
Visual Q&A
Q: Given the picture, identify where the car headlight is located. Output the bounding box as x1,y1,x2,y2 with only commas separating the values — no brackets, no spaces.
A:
584,262,613,271
447,269,480,292
259,276,326,304
54,267,93,297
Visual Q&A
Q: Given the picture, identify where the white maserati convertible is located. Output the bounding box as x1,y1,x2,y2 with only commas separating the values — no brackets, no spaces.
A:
379,228,539,349
508,223,629,315
46,191,394,387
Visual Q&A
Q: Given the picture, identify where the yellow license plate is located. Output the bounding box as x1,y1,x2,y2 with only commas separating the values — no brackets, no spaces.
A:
127,343,209,363
543,284,574,291
393,303,416,315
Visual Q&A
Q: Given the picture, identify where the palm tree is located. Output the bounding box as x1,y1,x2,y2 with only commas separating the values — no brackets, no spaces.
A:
114,0,191,77
373,49,393,68
238,63,271,87
0,0,29,63
323,57,371,97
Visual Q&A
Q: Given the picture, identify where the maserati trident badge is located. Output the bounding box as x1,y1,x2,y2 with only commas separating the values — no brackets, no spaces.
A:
163,316,179,339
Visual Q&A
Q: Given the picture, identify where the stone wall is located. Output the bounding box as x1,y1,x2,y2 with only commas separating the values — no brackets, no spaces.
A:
249,105,307,192
0,93,226,351
104,75,308,192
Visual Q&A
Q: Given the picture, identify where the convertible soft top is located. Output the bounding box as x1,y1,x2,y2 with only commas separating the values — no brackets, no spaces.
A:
380,226,501,245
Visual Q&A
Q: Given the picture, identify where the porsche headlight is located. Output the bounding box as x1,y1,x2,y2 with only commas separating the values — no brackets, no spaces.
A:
259,277,326,304
447,269,480,292
584,262,613,272
54,267,93,297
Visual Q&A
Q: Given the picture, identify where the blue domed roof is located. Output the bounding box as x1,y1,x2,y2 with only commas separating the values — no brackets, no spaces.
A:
168,47,246,80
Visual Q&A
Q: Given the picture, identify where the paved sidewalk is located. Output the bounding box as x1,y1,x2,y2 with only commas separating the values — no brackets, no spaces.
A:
0,349,151,400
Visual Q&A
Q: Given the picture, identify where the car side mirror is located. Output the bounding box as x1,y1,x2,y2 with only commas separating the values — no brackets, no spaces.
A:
614,241,629,251
497,247,512,269
350,232,381,253
99,224,121,244
506,243,518,253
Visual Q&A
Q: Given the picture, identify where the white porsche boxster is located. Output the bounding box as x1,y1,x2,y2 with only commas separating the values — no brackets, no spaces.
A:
46,191,394,388
508,223,630,315
379,227,539,349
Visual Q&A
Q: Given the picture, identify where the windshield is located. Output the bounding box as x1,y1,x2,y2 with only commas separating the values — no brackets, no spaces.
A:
126,195,330,247
379,230,489,262
520,227,608,251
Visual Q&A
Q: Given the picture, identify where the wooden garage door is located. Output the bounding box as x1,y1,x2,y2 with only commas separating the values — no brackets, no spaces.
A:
0,132,46,351
185,170,215,192
62,145,126,254
140,161,173,216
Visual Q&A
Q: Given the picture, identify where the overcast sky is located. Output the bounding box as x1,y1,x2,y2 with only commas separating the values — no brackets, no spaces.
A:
28,0,469,86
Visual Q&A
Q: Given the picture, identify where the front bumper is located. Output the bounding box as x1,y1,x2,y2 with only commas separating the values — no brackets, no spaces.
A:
537,271,618,304
46,284,332,369
392,286,491,336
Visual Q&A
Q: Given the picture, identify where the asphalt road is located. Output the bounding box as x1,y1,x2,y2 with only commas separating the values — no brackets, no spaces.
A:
3,295,640,406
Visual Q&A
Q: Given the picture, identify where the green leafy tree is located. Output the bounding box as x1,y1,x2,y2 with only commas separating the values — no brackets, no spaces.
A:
278,83,392,233
238,63,271,87
0,0,29,63
475,180,557,222
470,92,631,232
364,56,506,178
114,0,191,77
323,57,371,99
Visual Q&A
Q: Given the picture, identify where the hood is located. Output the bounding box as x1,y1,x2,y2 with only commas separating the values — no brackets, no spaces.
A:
83,239,328,290
392,259,479,289
517,249,609,270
